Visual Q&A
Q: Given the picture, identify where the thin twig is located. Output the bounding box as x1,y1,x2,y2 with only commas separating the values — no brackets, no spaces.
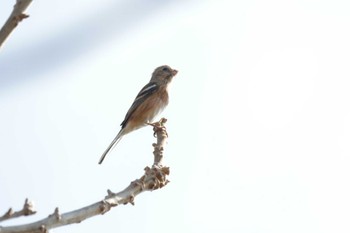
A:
0,0,32,49
0,199,36,223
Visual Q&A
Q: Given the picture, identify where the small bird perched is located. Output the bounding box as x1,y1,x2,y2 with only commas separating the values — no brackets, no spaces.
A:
98,65,178,164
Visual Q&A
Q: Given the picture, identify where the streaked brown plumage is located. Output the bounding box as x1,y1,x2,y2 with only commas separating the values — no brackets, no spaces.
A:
98,65,178,164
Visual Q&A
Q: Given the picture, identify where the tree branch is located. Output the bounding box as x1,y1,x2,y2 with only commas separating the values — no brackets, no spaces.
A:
0,199,36,223
0,0,32,49
0,118,170,233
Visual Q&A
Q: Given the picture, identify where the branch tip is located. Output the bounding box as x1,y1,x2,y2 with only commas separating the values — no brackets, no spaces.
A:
106,189,115,197
4,208,13,218
54,207,61,220
23,198,36,216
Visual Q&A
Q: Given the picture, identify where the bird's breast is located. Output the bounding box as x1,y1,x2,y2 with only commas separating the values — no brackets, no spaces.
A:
126,87,169,131
148,87,169,121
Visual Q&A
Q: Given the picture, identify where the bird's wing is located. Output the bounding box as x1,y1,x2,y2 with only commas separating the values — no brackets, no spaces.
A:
120,82,159,128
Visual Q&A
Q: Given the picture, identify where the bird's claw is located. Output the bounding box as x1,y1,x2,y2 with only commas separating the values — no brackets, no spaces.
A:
147,118,168,137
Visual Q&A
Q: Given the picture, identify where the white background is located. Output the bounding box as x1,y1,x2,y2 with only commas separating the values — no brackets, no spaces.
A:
1,0,350,232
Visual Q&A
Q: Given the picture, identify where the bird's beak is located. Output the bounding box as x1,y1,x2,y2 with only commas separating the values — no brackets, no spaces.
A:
172,69,178,76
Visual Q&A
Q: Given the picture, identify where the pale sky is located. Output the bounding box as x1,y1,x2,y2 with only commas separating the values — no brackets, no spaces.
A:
1,1,350,233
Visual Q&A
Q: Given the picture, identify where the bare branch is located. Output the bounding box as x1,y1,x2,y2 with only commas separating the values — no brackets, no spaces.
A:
0,118,170,233
0,0,32,49
151,117,168,168
0,199,36,223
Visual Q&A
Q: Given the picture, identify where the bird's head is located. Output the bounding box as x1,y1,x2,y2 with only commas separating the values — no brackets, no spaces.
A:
151,65,178,85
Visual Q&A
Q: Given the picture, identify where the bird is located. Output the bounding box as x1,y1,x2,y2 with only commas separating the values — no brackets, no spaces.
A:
98,65,178,164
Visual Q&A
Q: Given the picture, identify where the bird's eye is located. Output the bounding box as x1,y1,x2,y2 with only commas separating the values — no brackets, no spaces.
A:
162,67,170,72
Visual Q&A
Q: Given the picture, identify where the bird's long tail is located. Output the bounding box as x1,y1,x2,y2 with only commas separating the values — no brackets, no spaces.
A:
98,129,124,164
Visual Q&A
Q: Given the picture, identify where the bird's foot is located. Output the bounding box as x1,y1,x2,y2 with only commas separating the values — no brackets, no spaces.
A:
147,118,168,137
